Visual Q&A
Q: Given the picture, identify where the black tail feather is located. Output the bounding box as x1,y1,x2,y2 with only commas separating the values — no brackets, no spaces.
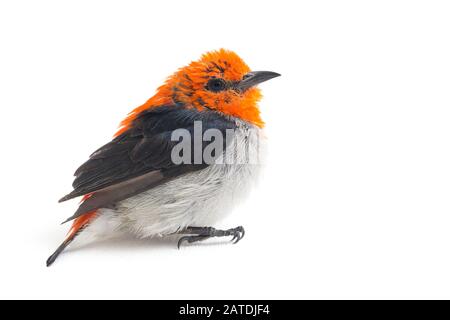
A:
46,238,73,267
46,226,86,267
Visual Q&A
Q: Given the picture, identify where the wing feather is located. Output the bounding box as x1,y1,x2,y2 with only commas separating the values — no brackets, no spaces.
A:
59,105,235,205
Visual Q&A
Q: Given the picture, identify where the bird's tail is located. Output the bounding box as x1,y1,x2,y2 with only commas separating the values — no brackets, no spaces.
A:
47,195,97,267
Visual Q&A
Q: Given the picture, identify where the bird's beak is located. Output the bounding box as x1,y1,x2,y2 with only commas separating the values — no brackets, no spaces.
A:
237,71,281,92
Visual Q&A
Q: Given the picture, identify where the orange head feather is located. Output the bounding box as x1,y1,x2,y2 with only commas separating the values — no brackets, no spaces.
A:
116,49,279,136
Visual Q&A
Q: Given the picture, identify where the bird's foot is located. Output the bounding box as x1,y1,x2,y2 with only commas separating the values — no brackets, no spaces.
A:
227,226,245,244
177,226,245,249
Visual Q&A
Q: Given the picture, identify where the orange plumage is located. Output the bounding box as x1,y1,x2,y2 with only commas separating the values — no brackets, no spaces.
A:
115,49,263,137
66,194,96,240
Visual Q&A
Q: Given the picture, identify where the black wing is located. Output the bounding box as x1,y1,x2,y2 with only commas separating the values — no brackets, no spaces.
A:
59,104,236,222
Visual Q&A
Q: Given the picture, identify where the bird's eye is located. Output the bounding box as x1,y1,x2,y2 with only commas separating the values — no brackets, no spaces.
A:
206,78,227,92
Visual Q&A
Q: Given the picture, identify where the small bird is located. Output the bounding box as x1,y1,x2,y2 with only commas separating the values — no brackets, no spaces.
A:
47,49,280,266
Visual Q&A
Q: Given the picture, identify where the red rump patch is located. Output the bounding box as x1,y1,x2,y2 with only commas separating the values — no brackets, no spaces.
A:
66,194,97,240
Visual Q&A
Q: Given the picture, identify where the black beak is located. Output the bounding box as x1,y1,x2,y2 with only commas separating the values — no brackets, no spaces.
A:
237,71,281,92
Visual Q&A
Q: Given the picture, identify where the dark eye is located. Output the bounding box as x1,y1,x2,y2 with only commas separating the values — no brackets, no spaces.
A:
206,78,227,92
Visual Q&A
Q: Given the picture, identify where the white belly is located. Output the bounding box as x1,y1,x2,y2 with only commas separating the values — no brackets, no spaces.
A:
77,121,265,242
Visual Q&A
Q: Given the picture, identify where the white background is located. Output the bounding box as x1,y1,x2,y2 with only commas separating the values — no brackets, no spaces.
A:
0,0,449,299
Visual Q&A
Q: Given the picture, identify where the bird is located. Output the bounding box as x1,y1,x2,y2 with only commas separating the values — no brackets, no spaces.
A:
47,49,280,266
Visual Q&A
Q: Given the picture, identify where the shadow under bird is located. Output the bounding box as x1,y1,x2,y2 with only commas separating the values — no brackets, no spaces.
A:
47,49,280,266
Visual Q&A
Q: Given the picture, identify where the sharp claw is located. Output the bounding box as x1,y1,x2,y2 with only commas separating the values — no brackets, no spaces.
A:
240,227,245,239
231,230,238,242
229,226,245,244
177,236,188,249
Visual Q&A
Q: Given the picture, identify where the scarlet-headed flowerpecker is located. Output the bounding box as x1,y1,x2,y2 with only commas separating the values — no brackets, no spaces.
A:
47,49,280,266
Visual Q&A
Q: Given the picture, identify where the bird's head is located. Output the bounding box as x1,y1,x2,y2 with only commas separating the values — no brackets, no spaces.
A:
116,49,279,136
156,49,280,127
